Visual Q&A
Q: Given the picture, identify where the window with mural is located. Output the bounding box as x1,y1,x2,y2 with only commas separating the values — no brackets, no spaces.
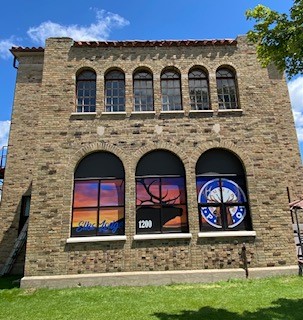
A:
71,152,125,237
196,148,251,231
76,69,96,112
136,150,188,234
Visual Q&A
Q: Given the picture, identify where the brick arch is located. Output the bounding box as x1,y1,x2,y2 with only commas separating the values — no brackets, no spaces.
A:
160,66,182,76
104,66,126,77
188,64,210,76
130,141,190,174
70,142,128,173
189,141,255,177
213,61,238,75
132,65,154,77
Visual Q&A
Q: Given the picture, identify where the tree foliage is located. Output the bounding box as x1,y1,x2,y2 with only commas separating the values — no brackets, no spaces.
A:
246,0,303,78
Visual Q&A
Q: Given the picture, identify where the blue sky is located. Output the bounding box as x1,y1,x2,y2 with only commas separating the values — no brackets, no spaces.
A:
0,0,302,157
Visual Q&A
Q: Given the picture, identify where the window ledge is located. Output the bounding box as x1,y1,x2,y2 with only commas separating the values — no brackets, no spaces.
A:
198,231,256,238
66,236,127,243
70,112,97,119
102,111,127,115
160,110,184,114
131,111,156,114
189,109,214,113
218,109,243,114
133,233,192,240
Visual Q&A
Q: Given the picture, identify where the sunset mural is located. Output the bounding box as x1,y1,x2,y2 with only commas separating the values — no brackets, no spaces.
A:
72,179,125,236
136,177,188,233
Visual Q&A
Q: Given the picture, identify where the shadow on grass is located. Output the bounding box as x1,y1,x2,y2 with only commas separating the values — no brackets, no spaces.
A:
154,298,303,320
0,275,22,289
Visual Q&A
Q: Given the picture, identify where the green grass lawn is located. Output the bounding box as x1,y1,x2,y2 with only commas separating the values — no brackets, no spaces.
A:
0,276,302,320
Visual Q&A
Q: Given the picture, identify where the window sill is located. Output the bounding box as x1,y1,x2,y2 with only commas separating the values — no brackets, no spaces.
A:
70,112,97,119
198,231,256,238
66,236,127,243
217,109,243,115
133,233,192,240
100,112,127,119
102,111,127,115
160,110,184,114
189,109,214,117
131,111,156,114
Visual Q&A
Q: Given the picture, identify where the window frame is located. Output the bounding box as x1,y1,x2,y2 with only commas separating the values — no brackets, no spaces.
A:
76,70,96,113
216,67,239,110
105,70,126,112
71,152,125,237
188,68,210,110
135,150,189,235
161,69,183,111
196,149,252,233
133,70,154,112
196,175,250,231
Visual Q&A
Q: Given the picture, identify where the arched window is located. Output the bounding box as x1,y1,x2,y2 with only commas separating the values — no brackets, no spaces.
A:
196,149,251,231
189,68,210,110
76,70,96,112
72,152,125,237
216,67,239,109
133,70,154,111
136,150,188,234
105,70,125,112
161,69,182,111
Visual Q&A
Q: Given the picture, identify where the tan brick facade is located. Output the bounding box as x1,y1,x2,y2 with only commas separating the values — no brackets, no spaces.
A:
1,36,302,280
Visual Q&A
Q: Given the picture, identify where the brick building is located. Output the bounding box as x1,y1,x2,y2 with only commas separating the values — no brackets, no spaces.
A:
0,36,302,287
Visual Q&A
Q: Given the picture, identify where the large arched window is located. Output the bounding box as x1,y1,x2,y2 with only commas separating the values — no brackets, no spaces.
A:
189,68,210,110
161,69,182,111
133,70,154,111
105,70,125,112
136,150,188,234
216,67,239,109
76,70,96,112
72,152,125,237
196,149,251,232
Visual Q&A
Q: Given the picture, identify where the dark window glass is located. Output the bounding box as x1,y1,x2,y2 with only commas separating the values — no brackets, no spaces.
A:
133,71,154,111
196,149,251,232
72,152,125,237
136,150,188,234
105,70,125,112
189,69,210,110
216,68,238,109
76,70,96,112
161,70,182,111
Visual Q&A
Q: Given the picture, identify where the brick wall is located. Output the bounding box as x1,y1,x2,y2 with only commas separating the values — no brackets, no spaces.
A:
1,36,302,277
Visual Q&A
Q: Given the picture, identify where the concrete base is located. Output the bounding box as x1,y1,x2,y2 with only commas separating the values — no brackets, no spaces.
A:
20,265,299,289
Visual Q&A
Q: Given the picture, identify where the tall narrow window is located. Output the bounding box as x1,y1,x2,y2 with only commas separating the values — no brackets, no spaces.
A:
105,70,125,112
196,148,251,232
136,150,188,234
133,70,154,111
76,70,96,112
189,68,210,110
72,152,125,237
216,68,238,109
161,69,182,111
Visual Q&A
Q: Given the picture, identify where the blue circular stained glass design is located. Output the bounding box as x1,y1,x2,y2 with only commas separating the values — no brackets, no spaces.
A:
198,178,247,229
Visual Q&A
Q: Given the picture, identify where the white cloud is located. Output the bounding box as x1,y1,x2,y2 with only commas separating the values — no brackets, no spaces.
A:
27,9,130,44
0,120,10,149
289,76,303,112
0,38,16,59
289,76,303,142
